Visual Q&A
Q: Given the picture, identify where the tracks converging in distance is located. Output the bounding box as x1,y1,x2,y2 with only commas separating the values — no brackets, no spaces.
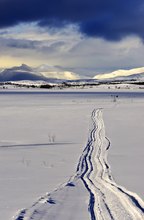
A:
14,109,144,220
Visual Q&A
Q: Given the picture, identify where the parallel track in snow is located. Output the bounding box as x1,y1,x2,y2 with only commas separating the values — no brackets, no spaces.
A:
76,109,144,220
14,109,144,220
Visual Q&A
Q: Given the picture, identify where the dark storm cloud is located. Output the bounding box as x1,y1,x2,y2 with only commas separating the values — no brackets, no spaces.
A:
0,0,144,41
0,37,66,53
7,39,40,49
0,37,41,49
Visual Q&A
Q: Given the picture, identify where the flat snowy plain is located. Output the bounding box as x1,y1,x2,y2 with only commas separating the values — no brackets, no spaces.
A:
0,88,144,219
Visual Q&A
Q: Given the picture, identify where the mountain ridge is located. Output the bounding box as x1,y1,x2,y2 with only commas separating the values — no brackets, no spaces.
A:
0,64,80,81
0,64,144,82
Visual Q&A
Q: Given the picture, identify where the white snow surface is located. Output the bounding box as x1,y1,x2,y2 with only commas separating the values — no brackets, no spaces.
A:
0,89,144,219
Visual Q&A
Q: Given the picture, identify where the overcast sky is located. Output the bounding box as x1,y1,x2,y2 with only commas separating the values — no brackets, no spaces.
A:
0,0,144,76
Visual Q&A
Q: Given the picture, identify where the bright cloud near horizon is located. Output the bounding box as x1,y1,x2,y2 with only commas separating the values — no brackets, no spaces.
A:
0,0,144,77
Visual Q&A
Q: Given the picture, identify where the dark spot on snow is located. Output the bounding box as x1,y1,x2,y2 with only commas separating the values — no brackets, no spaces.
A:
66,182,75,187
32,210,39,215
47,198,56,204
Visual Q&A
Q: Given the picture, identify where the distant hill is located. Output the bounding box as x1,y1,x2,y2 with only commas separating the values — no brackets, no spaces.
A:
93,67,144,81
0,64,47,82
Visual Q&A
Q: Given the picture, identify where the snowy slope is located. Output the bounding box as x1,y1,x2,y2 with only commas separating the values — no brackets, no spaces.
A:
93,67,144,81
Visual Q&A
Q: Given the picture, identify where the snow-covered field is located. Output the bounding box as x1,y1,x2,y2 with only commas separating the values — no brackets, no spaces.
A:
0,89,144,219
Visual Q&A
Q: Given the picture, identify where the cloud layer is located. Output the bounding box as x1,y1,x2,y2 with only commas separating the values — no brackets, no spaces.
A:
0,0,144,41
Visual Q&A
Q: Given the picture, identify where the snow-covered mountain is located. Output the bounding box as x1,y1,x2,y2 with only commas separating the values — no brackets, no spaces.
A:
0,64,47,82
1,64,144,83
0,64,80,82
93,67,144,81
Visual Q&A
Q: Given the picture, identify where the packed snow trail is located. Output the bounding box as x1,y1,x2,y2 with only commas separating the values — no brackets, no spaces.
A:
76,109,144,220
14,109,144,220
